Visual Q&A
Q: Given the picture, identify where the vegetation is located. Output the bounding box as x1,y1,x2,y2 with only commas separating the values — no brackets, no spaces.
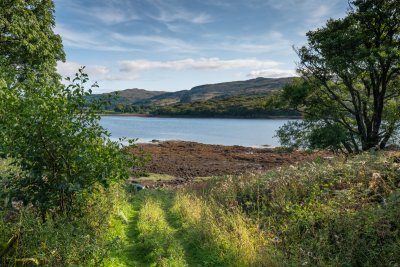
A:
0,158,132,266
1,70,136,218
0,1,137,265
151,95,300,118
1,0,400,266
277,0,400,152
104,152,400,266
102,94,299,118
91,77,296,118
0,0,65,84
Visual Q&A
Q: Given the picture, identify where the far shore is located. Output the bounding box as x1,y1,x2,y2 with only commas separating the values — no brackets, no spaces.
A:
98,113,302,120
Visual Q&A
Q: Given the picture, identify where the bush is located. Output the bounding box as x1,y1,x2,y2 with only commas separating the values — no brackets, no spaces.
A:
0,180,131,266
0,68,136,216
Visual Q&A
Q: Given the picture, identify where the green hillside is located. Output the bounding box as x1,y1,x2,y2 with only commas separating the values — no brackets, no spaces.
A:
152,95,300,118
94,77,295,117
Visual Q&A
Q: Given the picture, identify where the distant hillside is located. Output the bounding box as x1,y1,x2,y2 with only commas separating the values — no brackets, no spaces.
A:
92,77,294,107
177,77,293,103
152,94,300,118
91,88,166,104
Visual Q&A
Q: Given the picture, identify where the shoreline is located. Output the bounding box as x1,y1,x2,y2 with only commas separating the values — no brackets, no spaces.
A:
136,139,276,149
129,140,332,187
98,113,302,120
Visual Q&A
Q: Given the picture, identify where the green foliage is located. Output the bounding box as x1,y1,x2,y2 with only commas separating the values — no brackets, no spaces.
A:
201,153,400,266
104,153,400,266
0,1,140,266
277,120,352,152
277,0,400,152
136,198,188,266
0,69,136,215
152,95,300,118
0,0,65,84
98,94,299,118
0,179,132,266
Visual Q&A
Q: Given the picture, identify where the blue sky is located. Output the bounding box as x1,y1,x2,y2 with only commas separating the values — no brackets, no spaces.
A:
54,0,349,93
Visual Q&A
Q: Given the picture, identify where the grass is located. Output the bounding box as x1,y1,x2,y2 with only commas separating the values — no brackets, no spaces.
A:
0,167,133,266
135,173,212,183
104,152,400,266
104,190,268,267
2,152,400,266
136,173,175,182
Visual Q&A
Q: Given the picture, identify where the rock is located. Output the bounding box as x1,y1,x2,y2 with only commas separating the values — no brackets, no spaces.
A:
128,183,146,191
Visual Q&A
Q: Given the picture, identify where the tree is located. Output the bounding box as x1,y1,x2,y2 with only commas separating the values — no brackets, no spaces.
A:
277,0,400,153
0,0,64,82
0,69,138,217
0,1,137,218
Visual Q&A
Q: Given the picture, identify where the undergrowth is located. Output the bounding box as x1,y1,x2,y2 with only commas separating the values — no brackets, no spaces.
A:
119,152,400,266
199,152,400,266
2,152,400,266
0,158,132,266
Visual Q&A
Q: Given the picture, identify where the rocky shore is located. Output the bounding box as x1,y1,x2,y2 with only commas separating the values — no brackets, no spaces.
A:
129,141,332,187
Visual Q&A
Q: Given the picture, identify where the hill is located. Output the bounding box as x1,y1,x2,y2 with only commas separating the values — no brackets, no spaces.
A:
93,77,293,107
152,95,300,118
91,88,166,104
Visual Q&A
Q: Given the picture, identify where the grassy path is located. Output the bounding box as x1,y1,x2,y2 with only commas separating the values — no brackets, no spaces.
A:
103,190,191,267
103,189,266,267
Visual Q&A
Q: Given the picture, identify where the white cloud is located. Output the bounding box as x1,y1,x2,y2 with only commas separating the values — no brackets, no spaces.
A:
155,11,212,24
57,61,140,81
104,74,141,81
112,33,196,52
119,58,280,72
55,25,136,52
202,31,294,55
89,7,139,24
147,0,213,24
111,30,293,55
266,0,338,11
247,69,298,78
57,61,110,78
266,0,343,26
56,0,140,25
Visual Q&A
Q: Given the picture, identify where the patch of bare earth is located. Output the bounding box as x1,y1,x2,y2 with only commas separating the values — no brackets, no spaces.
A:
129,141,332,188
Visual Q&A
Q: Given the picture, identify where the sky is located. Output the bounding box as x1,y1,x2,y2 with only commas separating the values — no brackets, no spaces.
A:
54,0,349,93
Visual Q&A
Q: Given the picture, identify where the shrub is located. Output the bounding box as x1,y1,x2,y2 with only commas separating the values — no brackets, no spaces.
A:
0,182,131,266
0,69,137,217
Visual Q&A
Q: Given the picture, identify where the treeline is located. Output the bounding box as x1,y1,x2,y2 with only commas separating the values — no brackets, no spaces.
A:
151,95,299,118
108,95,300,118
113,102,155,113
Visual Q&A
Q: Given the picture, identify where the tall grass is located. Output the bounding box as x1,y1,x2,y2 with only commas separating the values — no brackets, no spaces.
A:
0,158,132,266
106,152,399,266
2,152,399,266
171,193,274,267
198,152,400,266
136,198,187,266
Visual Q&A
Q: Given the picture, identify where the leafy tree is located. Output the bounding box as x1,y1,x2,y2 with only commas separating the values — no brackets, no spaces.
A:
0,1,137,218
114,103,125,112
0,69,137,217
0,0,64,84
277,0,400,152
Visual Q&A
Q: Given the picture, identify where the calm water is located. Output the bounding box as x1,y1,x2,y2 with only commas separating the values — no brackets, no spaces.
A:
100,116,292,147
